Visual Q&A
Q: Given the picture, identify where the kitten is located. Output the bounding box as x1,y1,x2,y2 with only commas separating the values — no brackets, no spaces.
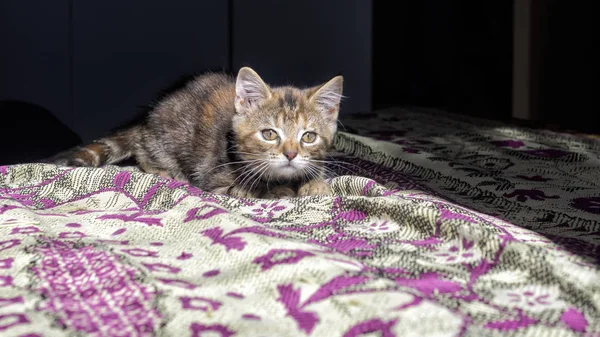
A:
46,67,343,199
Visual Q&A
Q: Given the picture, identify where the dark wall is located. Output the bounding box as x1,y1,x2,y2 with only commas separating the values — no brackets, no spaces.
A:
537,1,599,133
373,1,514,120
232,0,372,116
3,0,596,157
72,1,229,142
1,0,372,147
0,0,71,129
0,0,229,143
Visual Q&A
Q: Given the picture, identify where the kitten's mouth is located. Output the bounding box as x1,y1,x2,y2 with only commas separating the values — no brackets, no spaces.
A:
279,165,297,173
271,161,301,178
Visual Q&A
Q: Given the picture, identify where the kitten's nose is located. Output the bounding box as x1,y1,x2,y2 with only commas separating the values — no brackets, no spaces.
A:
284,151,298,161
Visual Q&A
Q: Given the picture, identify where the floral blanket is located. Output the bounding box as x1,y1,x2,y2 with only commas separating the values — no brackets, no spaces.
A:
1,107,599,337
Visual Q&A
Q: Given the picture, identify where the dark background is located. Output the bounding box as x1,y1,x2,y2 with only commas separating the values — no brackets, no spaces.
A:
373,1,513,118
1,1,598,165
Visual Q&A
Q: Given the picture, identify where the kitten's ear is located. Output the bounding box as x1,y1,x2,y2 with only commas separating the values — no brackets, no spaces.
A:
309,75,344,120
235,67,271,114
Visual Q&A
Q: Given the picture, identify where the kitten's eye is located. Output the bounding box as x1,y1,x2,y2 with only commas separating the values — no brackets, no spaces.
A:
261,129,278,141
301,131,317,143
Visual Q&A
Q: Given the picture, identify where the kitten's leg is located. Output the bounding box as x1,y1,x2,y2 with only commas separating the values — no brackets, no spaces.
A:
212,186,255,198
44,126,141,167
137,157,189,183
298,179,332,196
205,171,255,198
263,185,296,199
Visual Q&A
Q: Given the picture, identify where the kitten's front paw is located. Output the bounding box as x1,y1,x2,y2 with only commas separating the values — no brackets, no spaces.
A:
298,180,332,197
142,167,188,183
226,186,256,199
43,148,91,167
263,186,296,199
55,156,91,167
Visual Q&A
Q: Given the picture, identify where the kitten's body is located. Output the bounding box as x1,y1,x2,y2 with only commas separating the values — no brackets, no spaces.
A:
47,68,343,198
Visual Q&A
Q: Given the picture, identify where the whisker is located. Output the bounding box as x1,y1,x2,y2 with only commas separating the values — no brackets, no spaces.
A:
326,163,360,176
203,159,263,175
223,161,264,193
319,167,338,179
325,153,362,166
304,164,321,182
239,161,269,194
231,151,262,156
249,163,270,194
244,164,270,194
314,157,362,169
235,164,261,189
310,159,362,175
307,161,342,180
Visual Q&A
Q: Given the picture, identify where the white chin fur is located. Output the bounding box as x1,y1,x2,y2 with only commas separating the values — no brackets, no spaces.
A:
270,161,303,179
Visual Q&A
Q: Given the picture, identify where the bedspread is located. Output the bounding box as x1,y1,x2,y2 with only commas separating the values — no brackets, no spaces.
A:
1,107,599,336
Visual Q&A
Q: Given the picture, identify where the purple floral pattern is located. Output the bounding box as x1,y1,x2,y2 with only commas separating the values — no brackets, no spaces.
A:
343,318,398,337
425,239,481,264
241,200,294,222
31,239,160,336
491,285,566,313
253,249,314,271
1,107,599,335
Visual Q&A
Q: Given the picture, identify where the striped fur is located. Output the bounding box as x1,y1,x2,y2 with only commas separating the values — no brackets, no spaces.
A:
46,67,344,198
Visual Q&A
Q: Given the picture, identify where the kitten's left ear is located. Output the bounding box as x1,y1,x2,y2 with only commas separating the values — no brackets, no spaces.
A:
309,75,344,120
235,67,272,114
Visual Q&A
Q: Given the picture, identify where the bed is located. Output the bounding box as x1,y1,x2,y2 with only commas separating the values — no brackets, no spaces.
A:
1,107,599,336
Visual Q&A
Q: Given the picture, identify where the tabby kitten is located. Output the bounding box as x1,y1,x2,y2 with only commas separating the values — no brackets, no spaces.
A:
47,67,343,199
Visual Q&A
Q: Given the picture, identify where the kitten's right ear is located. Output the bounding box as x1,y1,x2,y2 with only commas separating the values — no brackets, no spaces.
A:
235,67,271,114
309,75,344,120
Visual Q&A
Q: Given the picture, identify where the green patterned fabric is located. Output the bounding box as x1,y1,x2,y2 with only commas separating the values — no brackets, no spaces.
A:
1,107,599,336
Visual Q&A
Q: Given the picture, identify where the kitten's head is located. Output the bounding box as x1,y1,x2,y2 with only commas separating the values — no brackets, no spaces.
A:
231,67,343,181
